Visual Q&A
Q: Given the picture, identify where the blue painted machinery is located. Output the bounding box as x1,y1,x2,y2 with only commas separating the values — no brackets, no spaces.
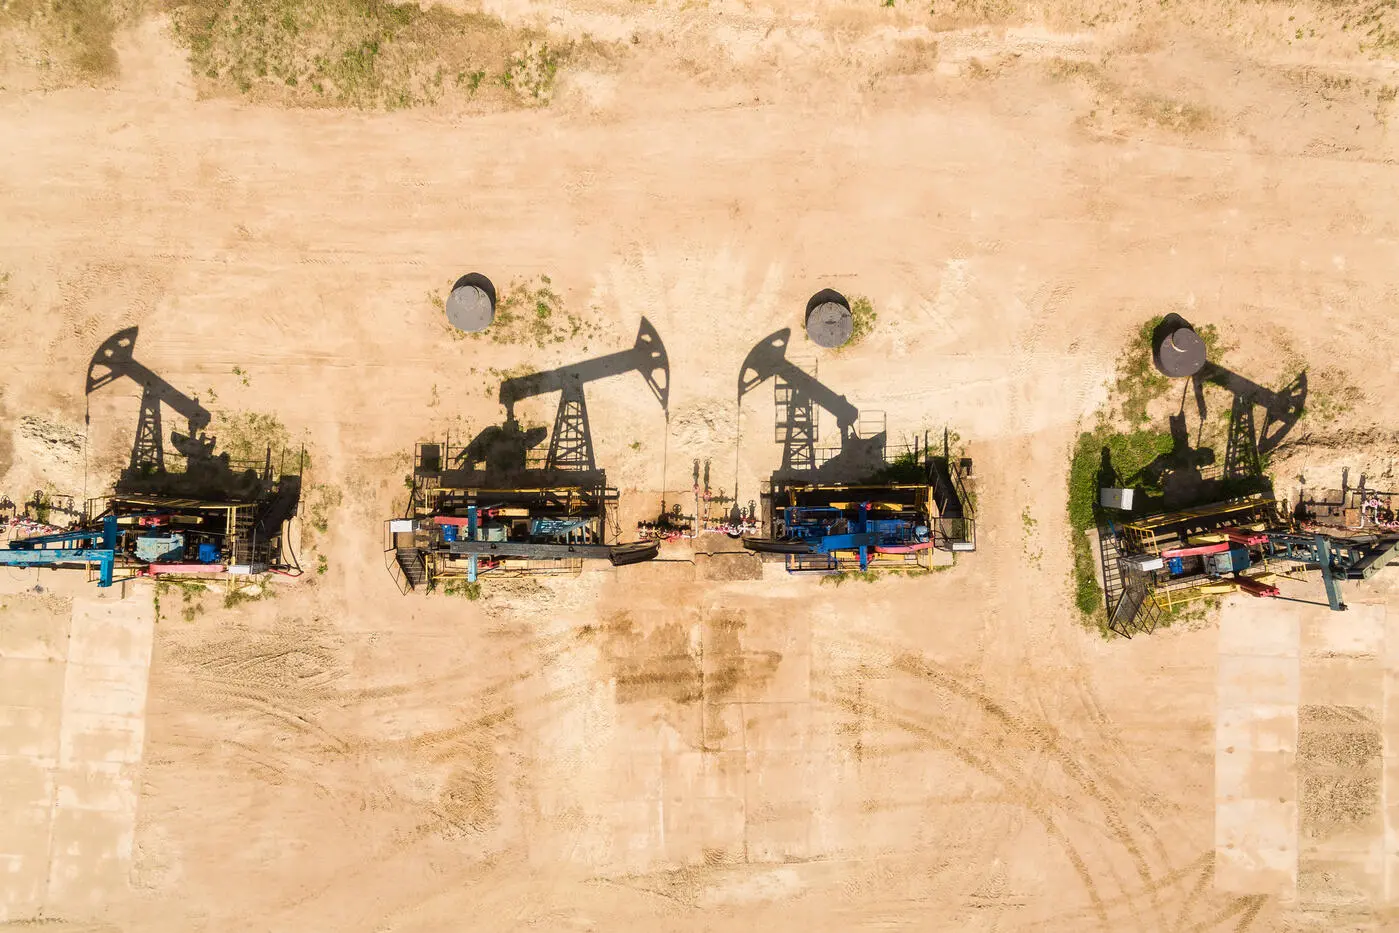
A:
1262,532,1399,611
779,504,929,572
1,516,120,586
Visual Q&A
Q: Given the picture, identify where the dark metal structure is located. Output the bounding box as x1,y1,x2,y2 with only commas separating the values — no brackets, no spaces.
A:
389,318,668,592
1099,494,1399,635
743,428,975,573
2,329,302,587
736,328,975,573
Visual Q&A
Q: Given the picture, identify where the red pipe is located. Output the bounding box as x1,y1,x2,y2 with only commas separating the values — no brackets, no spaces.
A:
1219,527,1270,546
1236,577,1280,598
150,564,228,574
875,542,936,554
1160,542,1231,559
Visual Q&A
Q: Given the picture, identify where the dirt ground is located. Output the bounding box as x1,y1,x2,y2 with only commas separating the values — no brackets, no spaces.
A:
5,0,1399,930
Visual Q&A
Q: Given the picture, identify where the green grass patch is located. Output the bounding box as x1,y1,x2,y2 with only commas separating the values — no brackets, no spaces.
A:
168,0,578,109
210,409,302,467
442,578,482,599
224,582,272,609
818,564,948,586
1,0,121,76
870,448,925,484
465,276,601,349
304,482,342,535
1067,425,1173,621
845,296,877,349
1114,316,1221,424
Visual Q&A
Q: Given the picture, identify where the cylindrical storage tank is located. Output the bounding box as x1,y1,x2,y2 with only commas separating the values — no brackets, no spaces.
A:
1152,313,1207,377
805,289,853,348
445,273,497,333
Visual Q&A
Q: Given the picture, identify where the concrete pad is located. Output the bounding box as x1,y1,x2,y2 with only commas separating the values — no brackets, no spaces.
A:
1300,658,1384,710
703,702,746,751
0,594,154,922
0,707,60,760
1383,801,1399,904
1216,704,1296,755
66,601,154,668
745,751,812,812
0,755,54,808
1217,602,1301,896
1215,798,1298,894
1294,624,1386,912
1386,603,1399,904
746,811,811,863
45,807,136,913
54,763,137,814
663,793,745,866
611,750,663,800
1298,856,1382,909
598,796,661,876
1218,655,1299,708
1217,606,1301,658
0,659,67,711
57,712,143,768
1299,773,1381,848
1383,671,1399,730
1216,747,1295,803
61,662,151,719
1304,602,1385,658
0,608,70,660
0,809,49,920
698,750,747,799
0,804,54,852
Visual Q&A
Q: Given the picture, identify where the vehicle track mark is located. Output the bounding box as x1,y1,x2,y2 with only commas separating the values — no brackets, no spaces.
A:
811,685,1109,925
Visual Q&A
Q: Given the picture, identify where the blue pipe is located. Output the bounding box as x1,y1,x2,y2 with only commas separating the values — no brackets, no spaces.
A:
0,548,115,586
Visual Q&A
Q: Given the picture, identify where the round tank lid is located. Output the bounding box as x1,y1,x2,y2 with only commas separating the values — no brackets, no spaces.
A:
806,301,854,348
1157,326,1206,377
446,284,494,333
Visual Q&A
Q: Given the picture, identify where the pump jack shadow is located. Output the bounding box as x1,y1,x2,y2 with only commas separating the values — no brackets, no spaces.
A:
1110,362,1305,516
86,327,302,512
737,328,887,485
1192,363,1306,460
442,316,670,488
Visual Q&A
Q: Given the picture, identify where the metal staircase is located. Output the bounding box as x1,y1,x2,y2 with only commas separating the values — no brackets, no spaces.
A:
232,506,255,565
395,547,427,590
1100,523,1161,637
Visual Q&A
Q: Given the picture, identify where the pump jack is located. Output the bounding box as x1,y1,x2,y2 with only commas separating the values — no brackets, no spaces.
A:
734,330,974,573
391,318,670,591
1,328,301,586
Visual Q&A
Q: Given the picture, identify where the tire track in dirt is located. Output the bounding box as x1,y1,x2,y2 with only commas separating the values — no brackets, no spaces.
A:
1018,851,1228,931
816,636,1184,930
810,683,1110,924
849,636,1168,886
153,617,606,912
851,691,1210,932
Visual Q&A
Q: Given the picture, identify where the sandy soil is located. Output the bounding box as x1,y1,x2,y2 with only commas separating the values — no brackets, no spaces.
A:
4,1,1399,930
